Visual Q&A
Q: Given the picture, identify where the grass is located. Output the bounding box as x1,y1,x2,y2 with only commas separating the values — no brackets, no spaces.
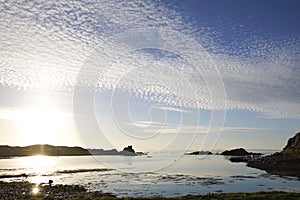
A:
1,181,299,200
67,191,300,200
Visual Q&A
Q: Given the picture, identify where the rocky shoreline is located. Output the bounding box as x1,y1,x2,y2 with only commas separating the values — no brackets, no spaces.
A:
247,153,300,177
0,181,116,199
247,132,300,178
0,181,299,200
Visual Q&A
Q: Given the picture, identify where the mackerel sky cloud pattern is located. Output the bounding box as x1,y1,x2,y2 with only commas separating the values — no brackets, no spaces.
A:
0,0,299,119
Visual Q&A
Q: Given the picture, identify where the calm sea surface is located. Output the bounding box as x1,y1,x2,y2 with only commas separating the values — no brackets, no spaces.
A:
0,152,299,197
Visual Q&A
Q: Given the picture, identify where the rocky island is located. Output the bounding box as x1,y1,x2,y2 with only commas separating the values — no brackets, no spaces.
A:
247,132,300,177
221,148,262,156
220,148,262,163
119,145,146,156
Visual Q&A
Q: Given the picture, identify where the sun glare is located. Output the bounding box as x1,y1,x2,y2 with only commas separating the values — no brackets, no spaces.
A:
17,106,67,144
32,186,39,195
20,155,55,181
21,155,54,168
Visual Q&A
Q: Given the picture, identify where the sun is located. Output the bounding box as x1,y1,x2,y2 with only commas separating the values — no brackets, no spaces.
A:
17,106,68,145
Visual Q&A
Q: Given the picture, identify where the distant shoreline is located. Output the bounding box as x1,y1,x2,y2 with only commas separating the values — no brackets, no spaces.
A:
0,144,146,158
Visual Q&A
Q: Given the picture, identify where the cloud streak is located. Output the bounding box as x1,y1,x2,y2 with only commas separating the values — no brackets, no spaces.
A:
127,120,264,134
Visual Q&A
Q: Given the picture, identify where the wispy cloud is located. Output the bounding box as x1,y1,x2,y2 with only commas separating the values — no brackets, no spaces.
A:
0,0,299,119
151,105,193,113
127,120,264,134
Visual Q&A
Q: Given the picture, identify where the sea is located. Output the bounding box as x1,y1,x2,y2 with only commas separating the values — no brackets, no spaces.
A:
0,151,299,197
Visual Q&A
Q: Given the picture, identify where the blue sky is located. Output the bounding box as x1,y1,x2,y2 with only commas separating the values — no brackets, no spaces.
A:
0,0,299,152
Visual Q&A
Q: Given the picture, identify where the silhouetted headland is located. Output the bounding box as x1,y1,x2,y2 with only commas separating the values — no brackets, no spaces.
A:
0,144,145,158
247,132,300,177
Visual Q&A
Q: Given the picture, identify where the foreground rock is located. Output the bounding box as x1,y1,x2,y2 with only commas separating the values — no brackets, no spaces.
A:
221,148,262,156
1,181,300,199
0,181,115,199
247,132,300,177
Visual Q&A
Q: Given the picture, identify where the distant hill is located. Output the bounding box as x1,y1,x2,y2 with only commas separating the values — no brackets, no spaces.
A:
0,144,144,158
247,132,300,177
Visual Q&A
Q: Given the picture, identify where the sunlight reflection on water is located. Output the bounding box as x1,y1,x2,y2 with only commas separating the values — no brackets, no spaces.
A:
0,154,299,197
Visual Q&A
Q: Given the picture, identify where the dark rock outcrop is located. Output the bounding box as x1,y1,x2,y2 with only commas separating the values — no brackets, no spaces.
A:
282,132,300,156
186,151,213,155
123,145,135,153
247,132,300,177
221,148,261,156
229,156,250,163
119,145,138,156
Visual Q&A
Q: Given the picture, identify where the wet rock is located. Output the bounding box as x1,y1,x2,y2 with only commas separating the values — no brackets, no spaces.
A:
229,156,250,162
247,132,300,178
0,181,116,199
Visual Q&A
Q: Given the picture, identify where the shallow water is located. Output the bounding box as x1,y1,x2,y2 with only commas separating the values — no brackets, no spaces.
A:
0,152,299,197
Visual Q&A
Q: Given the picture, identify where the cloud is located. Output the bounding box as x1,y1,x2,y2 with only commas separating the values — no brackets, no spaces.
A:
0,106,73,120
150,105,193,113
127,120,264,134
0,0,299,119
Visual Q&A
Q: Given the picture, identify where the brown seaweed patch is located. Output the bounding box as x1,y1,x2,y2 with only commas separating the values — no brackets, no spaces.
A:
55,168,114,174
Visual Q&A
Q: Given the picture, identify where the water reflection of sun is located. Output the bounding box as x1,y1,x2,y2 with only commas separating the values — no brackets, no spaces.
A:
20,156,56,183
21,155,54,169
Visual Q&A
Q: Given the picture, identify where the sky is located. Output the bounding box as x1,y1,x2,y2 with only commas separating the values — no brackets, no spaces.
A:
0,0,299,152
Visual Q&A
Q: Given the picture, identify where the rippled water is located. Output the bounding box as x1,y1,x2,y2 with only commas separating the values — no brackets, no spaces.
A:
0,153,299,197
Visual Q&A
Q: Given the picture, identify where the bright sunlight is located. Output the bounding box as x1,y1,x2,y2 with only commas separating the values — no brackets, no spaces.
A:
17,106,68,145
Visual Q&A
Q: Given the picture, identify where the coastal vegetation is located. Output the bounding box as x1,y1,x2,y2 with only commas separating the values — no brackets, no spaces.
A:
0,181,300,200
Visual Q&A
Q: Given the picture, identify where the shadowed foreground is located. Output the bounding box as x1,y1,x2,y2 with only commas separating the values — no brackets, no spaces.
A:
1,181,300,200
